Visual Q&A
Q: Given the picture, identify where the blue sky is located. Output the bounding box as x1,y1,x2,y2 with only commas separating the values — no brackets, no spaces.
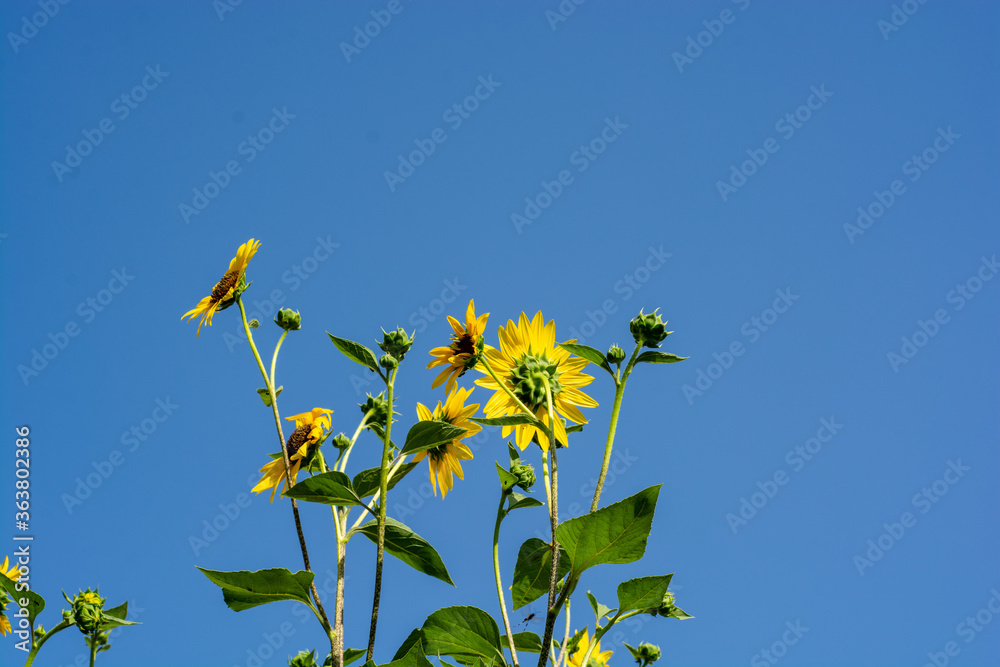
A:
1,2,998,666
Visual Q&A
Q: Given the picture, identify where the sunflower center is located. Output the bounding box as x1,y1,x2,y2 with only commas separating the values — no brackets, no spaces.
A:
211,270,239,301
285,424,313,459
510,354,562,409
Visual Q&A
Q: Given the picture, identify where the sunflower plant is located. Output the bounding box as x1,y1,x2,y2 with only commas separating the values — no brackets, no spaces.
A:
183,239,693,667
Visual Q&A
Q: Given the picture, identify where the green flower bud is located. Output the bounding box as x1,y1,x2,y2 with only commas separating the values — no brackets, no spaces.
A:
275,308,302,331
332,433,351,450
510,462,536,491
636,642,661,664
606,344,626,365
379,327,414,361
71,589,107,635
360,392,392,430
379,353,398,370
249,319,260,329
289,649,320,667
630,309,670,348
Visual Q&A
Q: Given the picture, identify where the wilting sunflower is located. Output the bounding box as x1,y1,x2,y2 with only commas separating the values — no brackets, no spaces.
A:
412,387,481,498
567,629,613,667
427,299,490,395
252,408,332,502
182,238,261,336
475,311,597,451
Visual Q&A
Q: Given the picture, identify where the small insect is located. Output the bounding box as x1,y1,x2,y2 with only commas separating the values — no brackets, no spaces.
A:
516,612,536,628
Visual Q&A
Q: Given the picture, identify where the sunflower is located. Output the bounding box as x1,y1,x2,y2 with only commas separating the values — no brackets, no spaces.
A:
0,556,19,637
567,629,613,667
252,408,333,502
427,299,490,395
475,311,597,451
182,238,261,336
0,556,18,583
413,387,481,498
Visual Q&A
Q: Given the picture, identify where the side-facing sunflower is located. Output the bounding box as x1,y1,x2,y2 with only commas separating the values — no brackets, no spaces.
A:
412,387,481,498
0,556,19,637
567,629,613,667
252,408,332,502
182,238,261,336
475,311,597,451
427,299,489,395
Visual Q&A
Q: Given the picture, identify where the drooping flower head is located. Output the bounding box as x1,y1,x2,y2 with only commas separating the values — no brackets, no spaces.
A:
182,238,260,336
475,312,597,451
252,408,333,502
567,629,613,667
413,387,481,498
428,299,489,395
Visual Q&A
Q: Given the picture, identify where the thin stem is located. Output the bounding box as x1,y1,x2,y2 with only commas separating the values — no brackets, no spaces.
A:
493,491,519,667
590,342,642,512
238,299,334,652
269,329,289,388
578,610,643,667
537,379,561,667
334,522,347,667
367,366,398,661
339,411,373,474
349,456,407,532
554,598,571,667
24,619,72,667
88,633,98,667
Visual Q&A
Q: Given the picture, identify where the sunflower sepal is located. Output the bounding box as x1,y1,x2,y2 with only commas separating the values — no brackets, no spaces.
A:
378,327,414,361
495,462,518,493
629,309,670,348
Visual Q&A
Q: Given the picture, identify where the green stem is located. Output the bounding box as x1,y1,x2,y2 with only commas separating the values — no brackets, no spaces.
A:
493,491,519,667
367,365,397,661
23,619,72,667
238,299,334,654
590,342,642,512
578,609,643,667
554,598,571,667
537,379,561,667
88,632,98,667
338,411,373,474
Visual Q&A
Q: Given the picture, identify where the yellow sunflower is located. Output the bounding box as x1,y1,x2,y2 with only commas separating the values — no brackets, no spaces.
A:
427,299,490,395
413,387,481,498
182,238,261,336
0,556,17,638
0,556,18,583
567,629,613,667
475,311,597,451
252,408,333,502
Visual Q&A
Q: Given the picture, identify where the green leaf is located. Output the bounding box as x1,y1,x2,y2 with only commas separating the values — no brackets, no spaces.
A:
666,605,694,620
285,471,363,506
197,567,315,612
344,648,367,666
566,424,584,434
556,485,660,574
420,606,505,666
496,462,518,492
357,518,454,585
586,591,614,623
400,421,467,455
328,334,380,372
391,629,425,662
507,442,521,464
501,631,542,654
0,576,44,632
506,492,544,513
623,642,641,663
616,575,673,614
635,351,688,364
99,601,140,630
382,641,435,667
558,343,613,375
511,538,571,609
472,414,537,427
353,461,419,499
256,385,283,407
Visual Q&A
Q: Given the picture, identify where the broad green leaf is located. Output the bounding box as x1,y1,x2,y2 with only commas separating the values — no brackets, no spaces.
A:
556,485,660,574
400,421,467,455
506,492,544,513
586,591,614,623
501,631,542,654
256,385,283,407
0,576,44,632
496,462,518,492
286,471,363,506
344,648,367,666
635,351,687,364
511,538,571,610
616,575,673,614
357,518,454,585
328,334,379,372
420,606,505,666
353,461,419,499
558,343,613,374
197,567,315,612
382,641,434,667
472,414,536,427
391,629,425,662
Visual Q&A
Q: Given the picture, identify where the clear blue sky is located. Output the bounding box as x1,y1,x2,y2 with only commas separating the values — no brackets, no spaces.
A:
2,2,998,666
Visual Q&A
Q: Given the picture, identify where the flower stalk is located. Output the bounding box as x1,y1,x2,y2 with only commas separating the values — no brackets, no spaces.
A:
590,341,642,512
367,365,398,661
